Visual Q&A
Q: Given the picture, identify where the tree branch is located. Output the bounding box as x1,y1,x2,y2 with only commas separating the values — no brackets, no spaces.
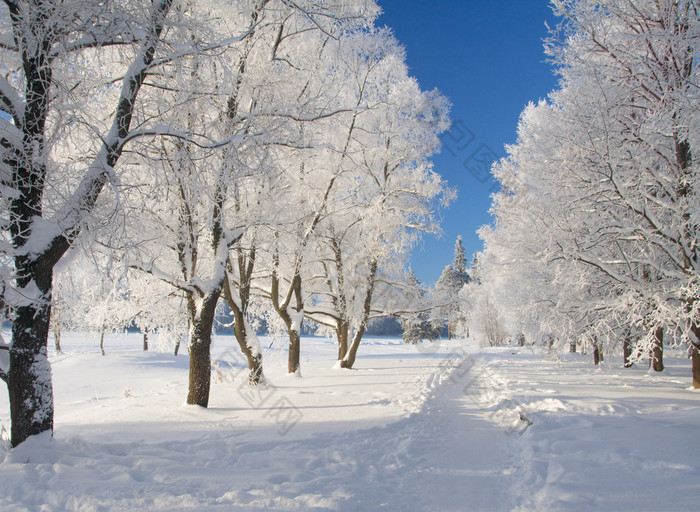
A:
129,262,200,297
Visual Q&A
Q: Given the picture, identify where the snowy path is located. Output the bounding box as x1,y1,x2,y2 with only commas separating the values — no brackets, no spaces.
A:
379,357,516,512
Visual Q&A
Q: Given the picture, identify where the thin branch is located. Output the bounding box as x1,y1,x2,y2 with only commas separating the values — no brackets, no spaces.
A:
129,262,200,296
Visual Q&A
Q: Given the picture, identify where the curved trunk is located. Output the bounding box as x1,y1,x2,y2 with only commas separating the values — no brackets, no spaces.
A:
340,259,377,369
271,255,304,375
99,325,106,356
273,299,303,375
224,261,264,385
273,303,302,374
231,304,264,385
341,329,363,369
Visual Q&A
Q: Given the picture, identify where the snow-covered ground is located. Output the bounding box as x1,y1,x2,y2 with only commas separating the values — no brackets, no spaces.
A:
1,334,698,511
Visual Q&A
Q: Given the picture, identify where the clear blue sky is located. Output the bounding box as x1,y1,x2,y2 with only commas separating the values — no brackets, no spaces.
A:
378,1,559,283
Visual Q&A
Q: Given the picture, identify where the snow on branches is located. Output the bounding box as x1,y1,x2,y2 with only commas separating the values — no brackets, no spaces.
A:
476,0,700,384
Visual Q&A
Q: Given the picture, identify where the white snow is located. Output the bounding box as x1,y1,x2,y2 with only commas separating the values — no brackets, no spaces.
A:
0,335,698,511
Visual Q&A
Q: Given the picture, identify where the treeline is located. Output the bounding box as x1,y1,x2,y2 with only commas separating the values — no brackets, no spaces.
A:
464,0,700,387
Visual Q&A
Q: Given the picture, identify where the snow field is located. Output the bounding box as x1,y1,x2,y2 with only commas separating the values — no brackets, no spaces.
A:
0,333,467,511
1,334,699,511
482,348,700,512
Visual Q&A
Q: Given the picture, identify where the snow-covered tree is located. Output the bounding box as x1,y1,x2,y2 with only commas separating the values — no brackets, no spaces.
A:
121,1,382,397
478,0,700,384
0,0,182,446
400,269,441,344
436,236,470,338
299,28,450,368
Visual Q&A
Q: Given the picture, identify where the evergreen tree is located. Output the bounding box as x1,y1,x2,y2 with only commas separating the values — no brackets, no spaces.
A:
436,236,471,338
401,269,441,343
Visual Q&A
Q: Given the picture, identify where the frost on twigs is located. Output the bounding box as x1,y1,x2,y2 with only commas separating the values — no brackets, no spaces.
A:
472,1,700,385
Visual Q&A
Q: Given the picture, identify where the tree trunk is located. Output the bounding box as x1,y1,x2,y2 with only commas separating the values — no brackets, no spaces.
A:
650,326,664,372
570,339,577,353
336,320,349,361
692,344,700,390
342,333,361,369
340,259,377,369
186,294,219,407
143,329,149,351
231,304,264,385
175,320,187,356
328,239,349,361
53,321,61,355
689,323,700,389
271,257,304,375
287,276,304,375
273,297,303,375
187,331,212,408
623,334,633,367
593,342,601,365
99,325,106,356
6,5,56,446
288,328,301,374
52,293,62,354
223,264,264,385
8,263,54,447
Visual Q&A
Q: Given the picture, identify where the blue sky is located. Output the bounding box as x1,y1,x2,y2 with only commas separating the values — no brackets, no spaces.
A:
377,1,559,283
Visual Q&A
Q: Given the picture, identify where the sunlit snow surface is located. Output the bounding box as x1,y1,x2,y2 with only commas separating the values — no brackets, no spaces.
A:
0,333,698,511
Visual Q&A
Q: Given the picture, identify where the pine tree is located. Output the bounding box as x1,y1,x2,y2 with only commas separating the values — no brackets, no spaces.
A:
401,269,441,343
436,236,471,338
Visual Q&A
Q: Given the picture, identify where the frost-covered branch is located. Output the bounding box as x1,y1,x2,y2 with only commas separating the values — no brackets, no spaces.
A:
129,261,200,296
25,0,175,265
